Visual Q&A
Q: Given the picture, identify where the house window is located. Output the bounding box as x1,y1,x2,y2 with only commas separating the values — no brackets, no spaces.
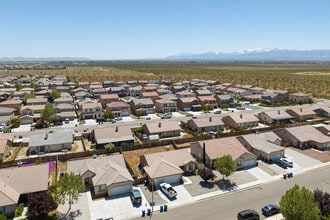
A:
99,184,106,192
188,164,194,171
236,161,241,166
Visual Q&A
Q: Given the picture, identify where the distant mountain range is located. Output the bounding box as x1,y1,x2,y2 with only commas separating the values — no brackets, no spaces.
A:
2,49,330,62
0,57,89,62
165,49,330,62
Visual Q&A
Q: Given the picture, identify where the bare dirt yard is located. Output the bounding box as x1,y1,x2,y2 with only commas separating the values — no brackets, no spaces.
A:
123,145,175,177
290,147,330,162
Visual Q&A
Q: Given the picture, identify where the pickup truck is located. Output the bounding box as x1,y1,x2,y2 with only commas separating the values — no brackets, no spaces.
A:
160,183,177,198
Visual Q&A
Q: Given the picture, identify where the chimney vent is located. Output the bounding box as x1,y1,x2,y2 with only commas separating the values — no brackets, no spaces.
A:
158,122,161,128
240,114,243,119
115,126,118,132
278,110,280,114
44,134,48,140
300,108,303,112
209,117,212,122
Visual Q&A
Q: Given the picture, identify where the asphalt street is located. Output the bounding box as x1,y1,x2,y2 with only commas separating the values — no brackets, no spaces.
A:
138,164,330,220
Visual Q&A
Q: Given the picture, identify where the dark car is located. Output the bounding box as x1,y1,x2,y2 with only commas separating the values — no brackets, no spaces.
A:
261,204,280,217
237,209,260,220
130,187,142,205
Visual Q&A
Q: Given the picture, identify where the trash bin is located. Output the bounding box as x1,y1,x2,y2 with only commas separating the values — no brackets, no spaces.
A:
283,173,287,179
147,209,151,216
256,161,258,166
164,204,168,212
290,172,293,177
160,205,163,212
142,210,145,217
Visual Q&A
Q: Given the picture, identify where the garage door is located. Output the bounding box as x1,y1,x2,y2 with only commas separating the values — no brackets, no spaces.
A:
20,119,33,125
156,175,181,187
243,160,256,169
270,153,282,161
109,184,132,197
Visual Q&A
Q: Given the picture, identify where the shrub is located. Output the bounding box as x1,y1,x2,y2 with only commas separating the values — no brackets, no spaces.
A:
14,203,24,217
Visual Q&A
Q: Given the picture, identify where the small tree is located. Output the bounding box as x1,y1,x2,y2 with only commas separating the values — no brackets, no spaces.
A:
200,168,215,182
34,157,42,165
24,93,36,102
53,172,85,215
40,103,57,125
50,89,61,102
313,189,330,217
213,155,237,180
104,143,115,149
14,83,22,91
103,111,114,120
280,184,321,220
27,191,57,220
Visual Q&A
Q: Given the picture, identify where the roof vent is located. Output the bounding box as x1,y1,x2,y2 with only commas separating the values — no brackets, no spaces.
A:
115,126,118,132
158,122,161,128
209,117,212,122
44,134,48,140
278,110,280,114
240,114,243,119
300,108,303,112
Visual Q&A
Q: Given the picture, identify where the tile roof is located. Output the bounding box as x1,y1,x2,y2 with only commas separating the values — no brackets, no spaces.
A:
260,110,294,120
144,121,181,133
94,126,133,145
225,113,259,123
284,125,330,143
67,155,133,186
240,132,284,154
196,137,253,161
29,130,73,147
0,164,49,206
190,117,224,128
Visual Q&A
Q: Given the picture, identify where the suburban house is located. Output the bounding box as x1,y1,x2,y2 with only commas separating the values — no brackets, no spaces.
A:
176,91,195,98
140,148,196,186
55,103,76,121
78,82,89,89
316,125,330,136
196,89,212,96
130,98,154,115
261,92,288,105
222,113,259,129
0,164,49,217
99,94,120,108
26,97,48,106
142,121,182,139
92,88,107,100
177,97,201,111
197,95,218,110
106,101,130,117
0,107,15,125
128,86,142,97
74,91,92,101
0,99,22,114
275,125,330,150
109,87,126,97
216,94,234,108
187,117,224,133
93,126,134,148
238,132,285,162
289,93,311,104
28,130,73,155
67,155,134,198
258,110,294,125
232,88,252,98
190,137,257,169
249,87,266,94
20,104,45,124
141,91,159,102
53,96,74,105
286,107,317,121
103,80,115,88
155,98,177,113
81,102,103,119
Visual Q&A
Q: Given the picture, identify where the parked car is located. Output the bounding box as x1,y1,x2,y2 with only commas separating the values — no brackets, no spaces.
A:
186,113,193,117
65,118,70,124
261,204,280,217
130,187,142,205
214,110,222,114
237,209,260,220
160,183,177,199
279,158,293,168
146,117,151,120
142,134,149,140
161,114,171,119
115,117,123,121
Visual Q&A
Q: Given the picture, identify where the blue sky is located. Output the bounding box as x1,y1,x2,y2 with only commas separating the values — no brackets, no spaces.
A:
1,0,330,59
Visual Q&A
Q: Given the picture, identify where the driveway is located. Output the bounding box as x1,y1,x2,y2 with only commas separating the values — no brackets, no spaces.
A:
156,185,194,208
89,187,151,220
